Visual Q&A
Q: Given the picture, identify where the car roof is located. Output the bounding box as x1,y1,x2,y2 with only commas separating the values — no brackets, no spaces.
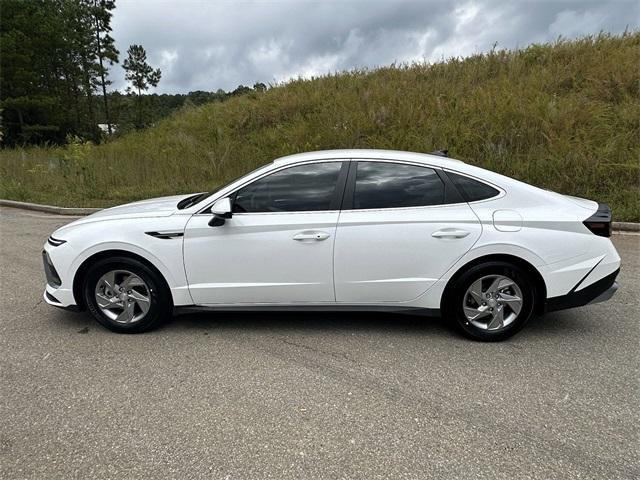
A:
272,149,465,168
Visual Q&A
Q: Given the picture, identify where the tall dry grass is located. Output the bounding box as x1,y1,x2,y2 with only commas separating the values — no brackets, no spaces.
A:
1,32,639,220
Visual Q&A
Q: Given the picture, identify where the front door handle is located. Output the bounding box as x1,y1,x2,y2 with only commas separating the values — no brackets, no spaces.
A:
432,228,470,239
293,231,330,241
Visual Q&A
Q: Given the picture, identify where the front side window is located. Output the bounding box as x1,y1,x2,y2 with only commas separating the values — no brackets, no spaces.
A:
233,162,342,213
353,162,445,209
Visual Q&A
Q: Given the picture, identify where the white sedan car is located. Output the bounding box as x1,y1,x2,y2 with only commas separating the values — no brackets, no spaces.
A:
43,149,620,340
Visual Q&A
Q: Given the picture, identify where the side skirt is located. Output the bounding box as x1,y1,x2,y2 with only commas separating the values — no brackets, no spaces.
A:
174,304,441,317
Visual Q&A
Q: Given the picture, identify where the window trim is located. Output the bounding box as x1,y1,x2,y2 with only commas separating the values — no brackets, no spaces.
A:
199,159,350,215
195,158,505,215
341,159,462,212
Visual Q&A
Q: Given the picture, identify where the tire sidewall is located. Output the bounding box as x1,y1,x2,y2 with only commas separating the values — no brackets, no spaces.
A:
83,257,171,333
444,261,535,341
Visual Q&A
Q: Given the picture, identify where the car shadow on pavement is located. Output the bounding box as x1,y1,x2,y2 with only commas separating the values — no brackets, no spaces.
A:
527,309,603,337
168,309,455,337
50,308,92,329
170,307,604,338
51,304,602,340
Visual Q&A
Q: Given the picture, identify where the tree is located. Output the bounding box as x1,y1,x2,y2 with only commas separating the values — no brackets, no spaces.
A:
231,85,252,96
90,0,119,135
0,0,70,144
123,44,161,127
0,0,117,144
61,0,103,141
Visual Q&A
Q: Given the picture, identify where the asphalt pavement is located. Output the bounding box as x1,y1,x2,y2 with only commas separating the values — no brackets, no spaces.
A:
1,207,638,479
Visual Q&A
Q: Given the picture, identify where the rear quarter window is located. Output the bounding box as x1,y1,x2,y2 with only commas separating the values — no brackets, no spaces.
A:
447,171,500,202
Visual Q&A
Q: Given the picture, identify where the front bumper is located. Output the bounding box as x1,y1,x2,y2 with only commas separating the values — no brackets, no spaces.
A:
42,246,79,309
43,289,82,311
545,268,620,313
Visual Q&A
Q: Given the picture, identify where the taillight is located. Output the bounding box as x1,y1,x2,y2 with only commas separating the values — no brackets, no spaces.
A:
583,203,612,237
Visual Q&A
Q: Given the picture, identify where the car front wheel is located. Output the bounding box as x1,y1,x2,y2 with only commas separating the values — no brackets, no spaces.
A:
444,261,536,341
83,257,172,333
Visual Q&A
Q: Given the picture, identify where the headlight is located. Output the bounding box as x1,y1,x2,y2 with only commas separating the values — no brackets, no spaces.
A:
47,236,67,247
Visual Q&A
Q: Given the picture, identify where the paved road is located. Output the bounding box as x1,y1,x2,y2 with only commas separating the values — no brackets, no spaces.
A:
1,207,638,480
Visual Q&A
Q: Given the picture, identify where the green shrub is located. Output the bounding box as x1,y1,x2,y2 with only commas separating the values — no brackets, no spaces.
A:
1,32,639,220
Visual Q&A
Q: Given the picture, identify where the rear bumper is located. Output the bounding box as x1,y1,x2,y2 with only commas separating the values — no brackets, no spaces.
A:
545,268,620,313
589,281,619,304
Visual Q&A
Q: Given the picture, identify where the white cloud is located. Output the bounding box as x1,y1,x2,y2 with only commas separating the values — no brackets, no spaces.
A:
549,9,609,38
110,0,639,93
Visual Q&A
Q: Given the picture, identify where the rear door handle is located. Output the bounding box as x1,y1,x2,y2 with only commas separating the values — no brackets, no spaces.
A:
293,231,331,241
431,228,470,239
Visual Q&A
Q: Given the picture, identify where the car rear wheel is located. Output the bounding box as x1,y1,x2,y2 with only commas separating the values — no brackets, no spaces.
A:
443,261,536,341
83,257,172,333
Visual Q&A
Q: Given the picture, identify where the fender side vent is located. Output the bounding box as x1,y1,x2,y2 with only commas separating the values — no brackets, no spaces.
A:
145,231,184,239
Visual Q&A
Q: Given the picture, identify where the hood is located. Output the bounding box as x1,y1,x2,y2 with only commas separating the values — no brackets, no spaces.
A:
55,193,195,231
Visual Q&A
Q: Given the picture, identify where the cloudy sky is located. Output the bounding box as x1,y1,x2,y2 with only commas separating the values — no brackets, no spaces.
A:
110,0,639,94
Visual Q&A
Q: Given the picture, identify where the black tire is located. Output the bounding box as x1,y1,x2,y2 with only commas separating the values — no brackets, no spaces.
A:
442,261,536,341
83,256,172,333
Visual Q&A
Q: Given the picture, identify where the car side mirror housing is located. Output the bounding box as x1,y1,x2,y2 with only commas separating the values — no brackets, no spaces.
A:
208,197,232,227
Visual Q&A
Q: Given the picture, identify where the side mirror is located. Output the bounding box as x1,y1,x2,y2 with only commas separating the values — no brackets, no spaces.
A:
208,197,232,227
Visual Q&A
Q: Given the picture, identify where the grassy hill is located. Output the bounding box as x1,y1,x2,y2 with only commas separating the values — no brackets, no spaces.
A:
1,32,639,220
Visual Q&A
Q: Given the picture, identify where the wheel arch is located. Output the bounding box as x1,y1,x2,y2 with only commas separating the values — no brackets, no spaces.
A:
441,254,547,315
72,249,173,309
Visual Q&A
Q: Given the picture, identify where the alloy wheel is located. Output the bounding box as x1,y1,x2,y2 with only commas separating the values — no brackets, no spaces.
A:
462,274,523,331
94,270,151,324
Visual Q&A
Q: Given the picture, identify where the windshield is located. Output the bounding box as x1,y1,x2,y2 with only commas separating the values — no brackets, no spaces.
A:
176,163,272,210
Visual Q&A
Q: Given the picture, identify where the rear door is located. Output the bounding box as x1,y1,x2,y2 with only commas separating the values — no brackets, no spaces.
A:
334,160,482,303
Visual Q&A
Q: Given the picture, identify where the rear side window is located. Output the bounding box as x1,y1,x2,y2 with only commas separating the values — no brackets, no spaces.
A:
447,171,500,202
233,162,342,212
353,162,445,209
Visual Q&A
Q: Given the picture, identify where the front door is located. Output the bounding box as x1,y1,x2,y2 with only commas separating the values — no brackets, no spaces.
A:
334,161,482,303
184,161,348,304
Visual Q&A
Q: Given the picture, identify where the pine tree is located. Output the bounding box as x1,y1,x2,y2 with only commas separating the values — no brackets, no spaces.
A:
123,44,162,127
90,0,119,135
